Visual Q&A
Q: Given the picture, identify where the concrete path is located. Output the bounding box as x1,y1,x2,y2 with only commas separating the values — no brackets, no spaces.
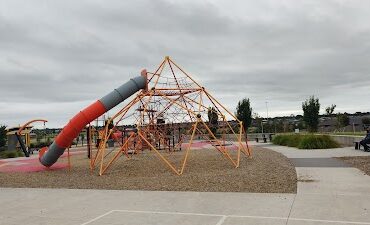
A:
252,142,370,195
1,187,370,225
252,142,370,224
252,143,370,158
0,143,369,224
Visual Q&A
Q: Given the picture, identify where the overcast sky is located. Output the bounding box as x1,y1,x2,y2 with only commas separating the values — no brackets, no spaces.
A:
1,0,370,128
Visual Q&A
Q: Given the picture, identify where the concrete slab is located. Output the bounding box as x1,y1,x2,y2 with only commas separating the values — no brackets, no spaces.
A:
254,143,370,158
222,217,286,225
296,167,370,195
287,220,369,225
256,143,370,224
4,216,84,225
291,158,351,167
257,143,370,196
1,188,370,225
290,193,370,224
1,144,370,225
85,211,221,225
0,188,295,225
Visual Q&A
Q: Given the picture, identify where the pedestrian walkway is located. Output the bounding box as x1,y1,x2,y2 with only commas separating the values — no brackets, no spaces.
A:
0,144,369,224
252,142,370,196
252,143,369,158
1,187,370,225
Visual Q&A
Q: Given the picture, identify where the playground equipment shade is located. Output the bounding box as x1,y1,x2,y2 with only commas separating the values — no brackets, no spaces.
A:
39,75,147,167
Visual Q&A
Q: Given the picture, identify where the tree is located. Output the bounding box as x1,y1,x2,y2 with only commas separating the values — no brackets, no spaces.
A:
0,125,6,148
325,104,336,116
80,133,85,146
337,113,350,128
302,96,320,132
207,107,219,136
236,98,252,132
36,133,41,144
362,117,370,125
253,113,263,133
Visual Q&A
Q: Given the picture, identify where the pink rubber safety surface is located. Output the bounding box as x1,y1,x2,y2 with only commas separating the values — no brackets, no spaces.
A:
0,151,83,173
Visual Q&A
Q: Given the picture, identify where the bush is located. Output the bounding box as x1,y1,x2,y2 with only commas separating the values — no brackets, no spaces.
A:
273,134,302,147
17,151,24,157
0,125,6,147
273,134,340,149
0,150,27,158
32,141,52,148
0,151,17,158
298,135,340,149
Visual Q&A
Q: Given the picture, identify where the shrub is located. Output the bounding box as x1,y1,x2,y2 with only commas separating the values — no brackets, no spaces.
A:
0,125,6,147
0,151,17,158
17,151,24,157
272,134,340,149
363,117,370,125
273,134,302,147
32,141,52,148
298,135,340,149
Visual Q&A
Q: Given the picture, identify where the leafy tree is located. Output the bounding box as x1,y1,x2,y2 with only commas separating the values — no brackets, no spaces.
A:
236,98,252,132
76,136,79,146
337,113,350,128
36,133,41,144
0,125,6,147
325,104,336,116
302,96,320,132
80,133,85,146
275,119,285,133
362,117,370,125
253,113,263,133
207,107,218,136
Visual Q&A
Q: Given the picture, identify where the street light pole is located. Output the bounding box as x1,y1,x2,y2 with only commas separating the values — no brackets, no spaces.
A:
261,121,264,134
265,100,269,133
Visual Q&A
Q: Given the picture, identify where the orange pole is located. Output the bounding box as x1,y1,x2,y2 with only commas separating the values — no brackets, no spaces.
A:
199,119,238,167
138,131,180,175
180,119,198,174
67,147,71,171
101,133,135,175
17,119,48,135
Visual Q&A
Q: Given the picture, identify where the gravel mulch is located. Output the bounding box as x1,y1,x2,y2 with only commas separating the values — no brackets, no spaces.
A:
0,147,297,193
337,156,370,176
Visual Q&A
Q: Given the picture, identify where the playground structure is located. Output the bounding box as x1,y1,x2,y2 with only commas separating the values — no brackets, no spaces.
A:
6,119,48,157
39,57,251,175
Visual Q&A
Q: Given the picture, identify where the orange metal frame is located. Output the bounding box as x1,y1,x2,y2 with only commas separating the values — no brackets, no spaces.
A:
17,119,48,135
89,57,251,175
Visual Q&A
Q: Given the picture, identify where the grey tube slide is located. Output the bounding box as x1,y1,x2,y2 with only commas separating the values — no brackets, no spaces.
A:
39,74,147,167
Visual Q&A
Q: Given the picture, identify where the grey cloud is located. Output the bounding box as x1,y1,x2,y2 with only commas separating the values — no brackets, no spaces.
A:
0,0,369,127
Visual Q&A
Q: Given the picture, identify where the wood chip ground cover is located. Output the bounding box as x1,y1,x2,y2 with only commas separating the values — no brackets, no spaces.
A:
337,156,370,176
0,147,297,193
